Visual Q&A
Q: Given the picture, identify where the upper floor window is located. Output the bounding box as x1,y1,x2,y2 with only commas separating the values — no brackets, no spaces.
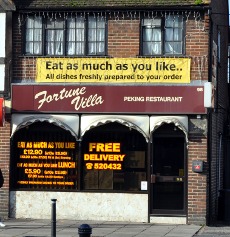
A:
24,14,106,56
141,15,184,56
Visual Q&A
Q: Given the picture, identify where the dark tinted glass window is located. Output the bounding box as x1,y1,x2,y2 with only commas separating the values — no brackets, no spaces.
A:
81,122,147,191
11,122,78,190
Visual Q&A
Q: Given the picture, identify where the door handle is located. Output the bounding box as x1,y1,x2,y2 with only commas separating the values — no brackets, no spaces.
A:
151,174,156,183
175,177,184,182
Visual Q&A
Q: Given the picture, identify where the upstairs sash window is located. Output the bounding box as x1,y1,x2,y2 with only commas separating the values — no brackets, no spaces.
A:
24,13,106,56
46,16,64,55
25,16,43,55
66,16,85,55
141,15,184,56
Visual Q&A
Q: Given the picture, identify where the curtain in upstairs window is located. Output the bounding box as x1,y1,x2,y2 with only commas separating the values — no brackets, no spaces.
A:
88,16,105,55
24,13,106,56
142,15,183,56
46,17,64,56
25,16,42,55
66,17,85,55
142,18,162,55
46,29,64,55
164,15,183,55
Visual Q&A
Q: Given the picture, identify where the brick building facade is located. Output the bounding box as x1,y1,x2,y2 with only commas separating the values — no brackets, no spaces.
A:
0,0,229,225
0,0,14,224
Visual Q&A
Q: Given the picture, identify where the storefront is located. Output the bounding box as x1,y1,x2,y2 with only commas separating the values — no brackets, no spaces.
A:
5,0,229,225
10,80,206,223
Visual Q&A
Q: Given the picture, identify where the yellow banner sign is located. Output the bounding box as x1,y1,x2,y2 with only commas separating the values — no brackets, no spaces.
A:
36,58,190,83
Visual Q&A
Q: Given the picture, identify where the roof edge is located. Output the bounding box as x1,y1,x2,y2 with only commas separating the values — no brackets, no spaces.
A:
0,0,16,11
16,5,211,12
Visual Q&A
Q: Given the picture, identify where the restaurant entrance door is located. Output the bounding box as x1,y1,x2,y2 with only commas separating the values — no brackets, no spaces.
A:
150,124,187,215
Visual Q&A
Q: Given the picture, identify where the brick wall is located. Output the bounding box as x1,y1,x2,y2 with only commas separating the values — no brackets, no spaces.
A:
0,115,11,220
108,19,139,57
186,13,209,81
187,134,208,225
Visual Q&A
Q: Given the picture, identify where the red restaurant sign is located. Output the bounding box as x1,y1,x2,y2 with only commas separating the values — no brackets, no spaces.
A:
12,85,205,114
0,98,5,127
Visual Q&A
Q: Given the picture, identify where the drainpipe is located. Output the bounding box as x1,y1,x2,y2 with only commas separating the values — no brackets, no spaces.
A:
207,7,213,226
218,132,223,197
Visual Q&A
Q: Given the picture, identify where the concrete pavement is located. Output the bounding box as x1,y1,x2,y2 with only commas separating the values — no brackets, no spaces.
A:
0,218,202,237
194,224,230,237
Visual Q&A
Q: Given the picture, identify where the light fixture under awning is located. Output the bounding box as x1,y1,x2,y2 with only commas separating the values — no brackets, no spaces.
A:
11,114,79,139
80,115,150,142
150,116,188,142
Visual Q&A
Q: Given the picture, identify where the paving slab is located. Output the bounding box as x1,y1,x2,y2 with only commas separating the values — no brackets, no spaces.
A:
0,218,203,237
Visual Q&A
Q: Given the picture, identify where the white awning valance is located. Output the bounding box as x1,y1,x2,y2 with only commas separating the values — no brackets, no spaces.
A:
150,116,188,142
80,115,149,142
11,114,79,139
11,114,188,142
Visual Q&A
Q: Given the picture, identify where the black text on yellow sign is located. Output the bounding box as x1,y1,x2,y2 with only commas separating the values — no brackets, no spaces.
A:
36,58,191,83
